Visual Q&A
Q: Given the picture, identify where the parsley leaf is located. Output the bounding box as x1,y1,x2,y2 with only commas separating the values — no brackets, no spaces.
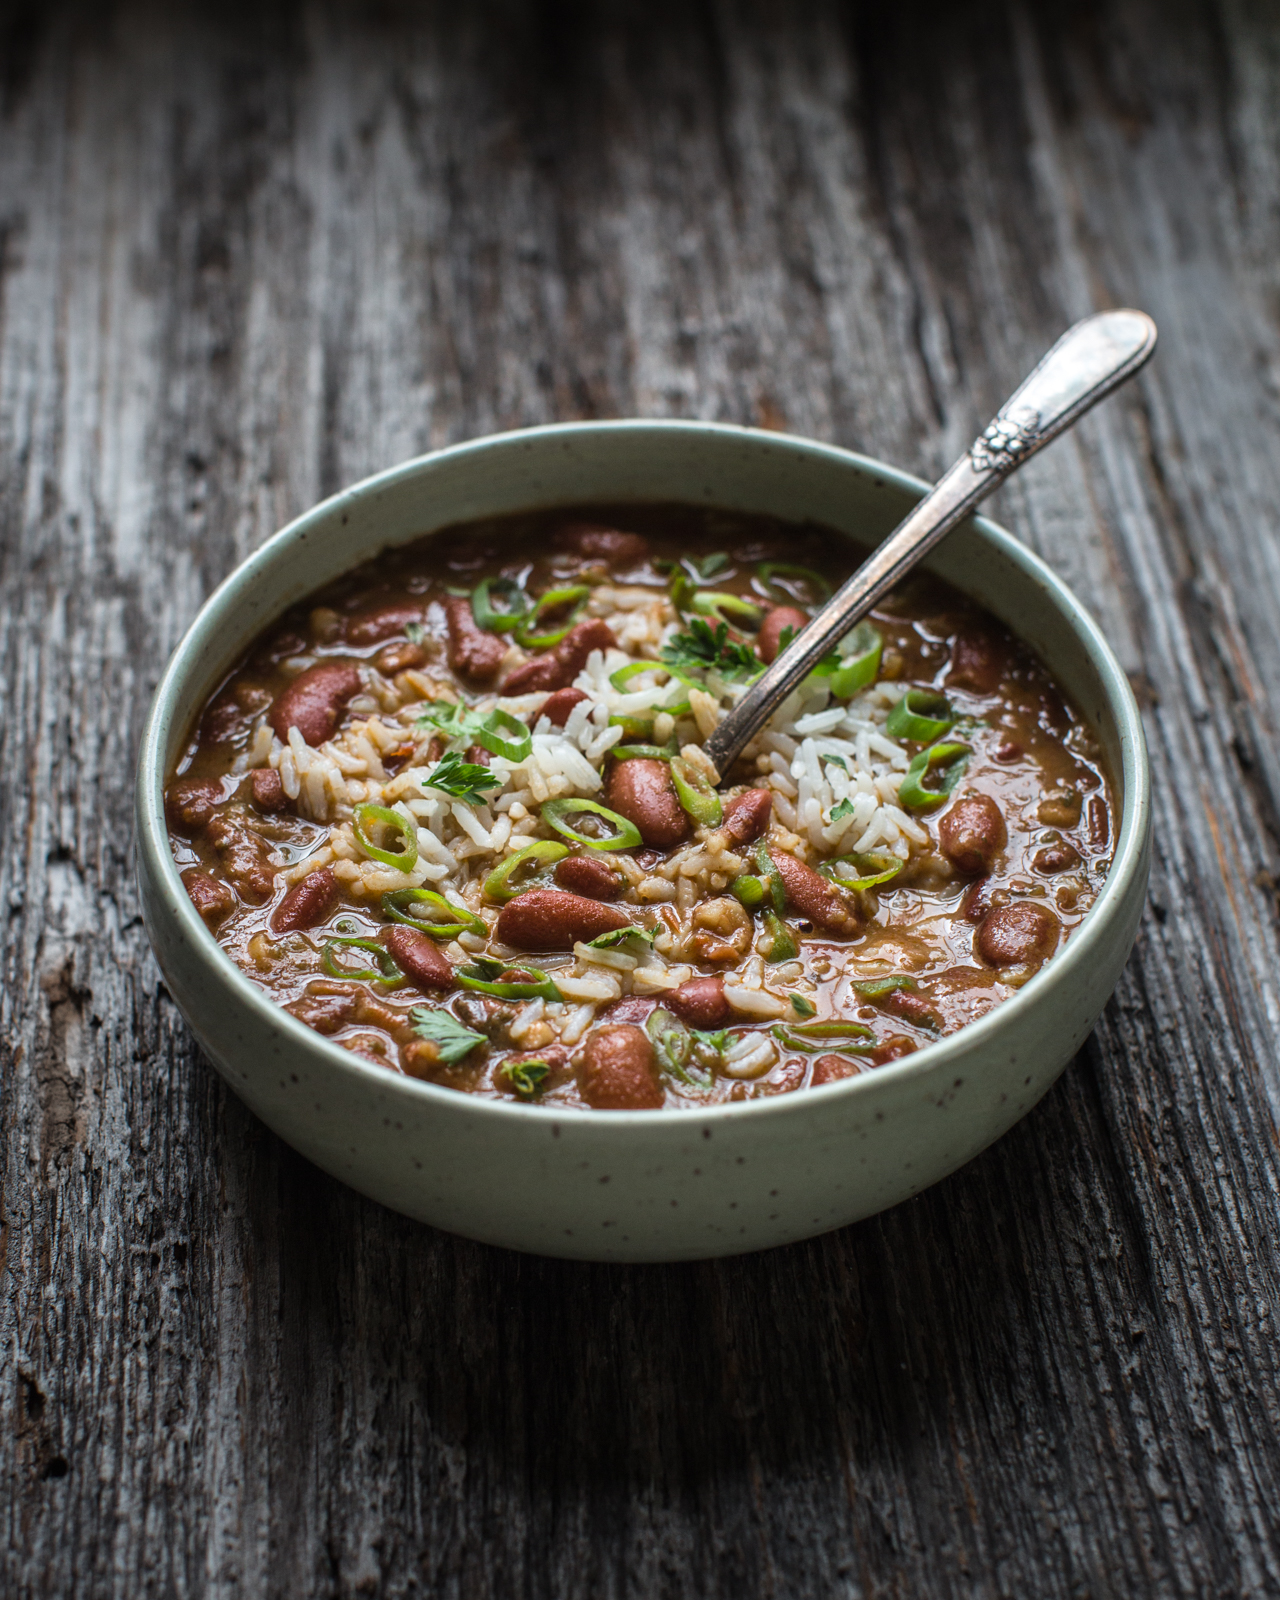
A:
418,700,483,741
789,993,817,1018
692,552,730,581
424,750,502,803
411,1008,486,1064
690,1028,731,1054
829,798,855,822
660,617,762,683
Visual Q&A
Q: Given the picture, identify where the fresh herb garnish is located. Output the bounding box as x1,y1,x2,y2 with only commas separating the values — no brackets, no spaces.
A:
405,621,425,644
829,798,855,823
424,751,503,804
691,552,730,581
501,1059,551,1099
418,700,480,740
690,1028,731,1054
660,617,762,682
586,924,658,950
789,993,817,1018
411,1008,487,1064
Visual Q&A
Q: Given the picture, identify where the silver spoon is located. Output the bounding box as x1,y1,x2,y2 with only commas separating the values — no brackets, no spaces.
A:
703,309,1157,780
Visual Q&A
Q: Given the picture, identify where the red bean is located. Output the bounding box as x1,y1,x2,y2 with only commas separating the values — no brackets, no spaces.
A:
578,1025,664,1109
250,767,287,812
181,868,235,927
554,522,650,565
206,815,275,904
722,788,772,845
993,740,1023,763
346,600,425,646
758,606,810,664
268,661,362,746
977,901,1059,966
165,777,223,832
554,855,623,900
496,889,631,950
445,596,508,682
1032,841,1081,874
868,1036,917,1066
773,850,862,936
947,629,1007,694
937,793,1007,875
541,686,589,726
667,975,730,1029
1087,795,1110,851
599,995,658,1027
811,1054,862,1086
374,641,427,675
605,758,690,849
381,925,456,991
287,984,358,1035
271,866,339,932
503,619,618,695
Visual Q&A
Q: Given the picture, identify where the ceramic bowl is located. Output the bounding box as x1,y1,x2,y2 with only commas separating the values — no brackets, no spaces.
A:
135,422,1150,1261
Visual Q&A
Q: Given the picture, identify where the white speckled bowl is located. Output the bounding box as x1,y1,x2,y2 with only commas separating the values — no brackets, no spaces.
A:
135,422,1150,1261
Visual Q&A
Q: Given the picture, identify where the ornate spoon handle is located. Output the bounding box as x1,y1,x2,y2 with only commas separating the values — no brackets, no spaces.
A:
703,309,1157,780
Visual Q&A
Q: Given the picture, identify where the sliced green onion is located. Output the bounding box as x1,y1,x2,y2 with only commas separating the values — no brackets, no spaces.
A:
756,561,833,605
731,874,767,910
789,993,817,1018
610,660,665,691
608,712,656,739
513,585,590,648
829,622,883,699
612,742,679,761
646,1006,710,1088
541,797,642,851
886,689,955,743
471,576,529,633
853,975,918,999
898,742,970,811
820,850,904,892
500,1058,551,1099
755,840,786,915
771,1019,876,1054
474,708,533,762
352,803,418,872
321,936,404,985
587,924,657,950
762,910,797,962
481,840,570,903
670,756,723,827
456,957,563,1002
691,591,763,628
382,888,486,938
668,569,695,615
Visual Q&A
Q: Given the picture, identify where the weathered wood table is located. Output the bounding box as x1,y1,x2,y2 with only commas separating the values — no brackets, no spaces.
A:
5,3,1280,1594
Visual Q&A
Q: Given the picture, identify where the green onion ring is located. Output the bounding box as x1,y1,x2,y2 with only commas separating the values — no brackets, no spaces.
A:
670,756,723,827
608,712,656,739
321,935,404,986
820,850,903,892
540,797,642,851
898,742,970,811
755,839,786,915
755,561,834,605
886,688,955,743
474,708,533,762
762,909,798,962
730,874,767,910
691,591,763,628
771,1019,876,1054
381,888,486,939
352,803,419,872
853,975,917,999
607,660,692,715
828,622,883,699
513,585,590,648
481,839,570,903
611,743,678,761
471,576,529,633
456,961,563,1002
501,1058,552,1098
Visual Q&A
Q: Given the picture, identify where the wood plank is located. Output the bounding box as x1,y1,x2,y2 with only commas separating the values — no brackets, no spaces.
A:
4,2,1280,1594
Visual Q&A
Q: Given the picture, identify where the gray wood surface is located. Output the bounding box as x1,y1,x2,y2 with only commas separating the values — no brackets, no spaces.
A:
4,1,1280,1594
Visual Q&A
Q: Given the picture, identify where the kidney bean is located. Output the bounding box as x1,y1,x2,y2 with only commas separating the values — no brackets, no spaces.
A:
166,777,223,832
374,640,427,675
667,974,731,1028
271,865,339,932
554,854,623,900
722,788,772,845
773,850,862,936
250,767,287,812
268,661,362,746
960,879,997,924
554,522,650,565
599,995,658,1027
445,596,508,682
884,989,941,1030
206,815,275,904
938,793,1007,875
868,1036,917,1066
464,744,491,767
380,924,456,991
758,605,810,664
287,984,358,1035
538,686,586,727
947,628,1008,694
993,740,1023,763
504,619,618,695
346,600,425,647
605,758,690,849
977,901,1060,966
1032,840,1081,874
496,889,631,950
578,1025,664,1109
181,868,235,927
811,1054,863,1086
1087,795,1110,850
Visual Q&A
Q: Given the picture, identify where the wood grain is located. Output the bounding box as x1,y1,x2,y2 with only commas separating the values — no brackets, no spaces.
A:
5,1,1280,1593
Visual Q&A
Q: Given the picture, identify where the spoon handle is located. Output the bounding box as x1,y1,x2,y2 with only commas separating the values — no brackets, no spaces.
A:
703,309,1158,780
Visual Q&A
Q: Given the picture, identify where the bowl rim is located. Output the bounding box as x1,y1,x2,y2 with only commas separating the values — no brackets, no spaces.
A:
136,418,1150,1130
